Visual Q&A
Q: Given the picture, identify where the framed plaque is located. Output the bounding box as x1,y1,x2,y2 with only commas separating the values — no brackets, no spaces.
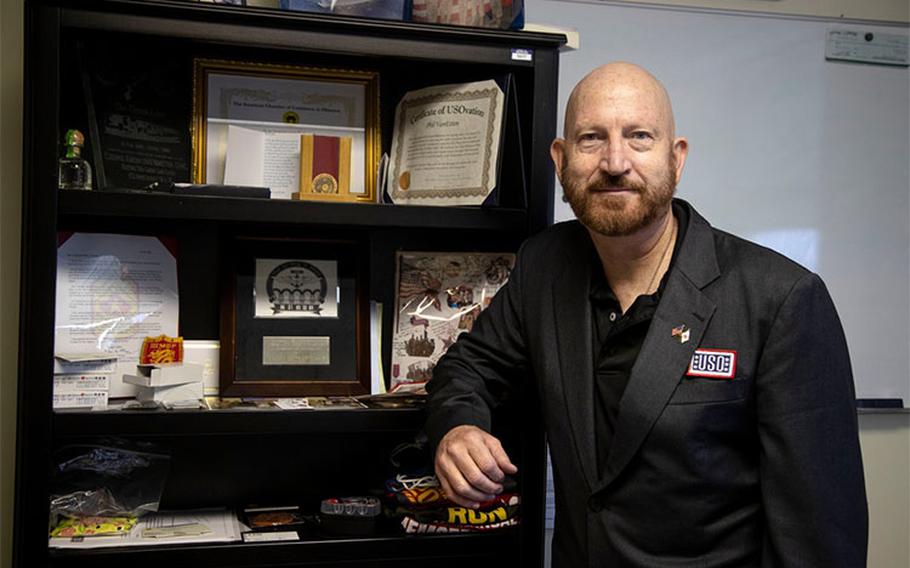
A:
220,237,370,396
192,59,381,202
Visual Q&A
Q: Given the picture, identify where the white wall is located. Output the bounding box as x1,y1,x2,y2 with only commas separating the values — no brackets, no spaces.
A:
597,0,908,23
0,0,23,567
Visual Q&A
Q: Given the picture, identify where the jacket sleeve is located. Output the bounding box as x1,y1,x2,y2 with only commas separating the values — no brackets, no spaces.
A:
755,272,868,567
425,244,532,451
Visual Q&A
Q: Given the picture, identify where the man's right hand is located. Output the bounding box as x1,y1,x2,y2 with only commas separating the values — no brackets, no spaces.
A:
434,424,518,509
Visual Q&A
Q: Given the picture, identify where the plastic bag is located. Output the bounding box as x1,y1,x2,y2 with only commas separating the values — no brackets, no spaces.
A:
49,439,170,521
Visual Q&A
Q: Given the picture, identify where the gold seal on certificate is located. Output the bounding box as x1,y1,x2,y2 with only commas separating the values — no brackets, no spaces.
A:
388,80,504,206
398,171,411,190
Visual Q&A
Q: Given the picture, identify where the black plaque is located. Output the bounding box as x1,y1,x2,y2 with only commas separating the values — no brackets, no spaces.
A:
78,41,191,189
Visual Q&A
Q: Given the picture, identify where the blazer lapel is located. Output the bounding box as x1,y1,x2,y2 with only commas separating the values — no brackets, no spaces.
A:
552,231,598,491
595,201,721,492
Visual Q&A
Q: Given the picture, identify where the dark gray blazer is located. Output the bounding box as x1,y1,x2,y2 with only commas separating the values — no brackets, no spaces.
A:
427,199,868,567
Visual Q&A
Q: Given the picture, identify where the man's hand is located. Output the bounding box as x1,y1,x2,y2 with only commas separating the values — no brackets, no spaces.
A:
434,425,518,509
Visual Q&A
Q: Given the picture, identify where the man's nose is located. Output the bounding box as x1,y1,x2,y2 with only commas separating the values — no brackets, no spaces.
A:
599,142,630,176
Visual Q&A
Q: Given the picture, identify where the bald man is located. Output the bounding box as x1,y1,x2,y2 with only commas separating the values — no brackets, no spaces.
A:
426,63,867,567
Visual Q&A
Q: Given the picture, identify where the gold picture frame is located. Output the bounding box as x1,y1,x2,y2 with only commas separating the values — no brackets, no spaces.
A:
192,59,380,203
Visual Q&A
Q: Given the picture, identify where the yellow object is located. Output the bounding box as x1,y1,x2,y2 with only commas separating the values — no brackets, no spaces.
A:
140,335,184,364
50,516,137,538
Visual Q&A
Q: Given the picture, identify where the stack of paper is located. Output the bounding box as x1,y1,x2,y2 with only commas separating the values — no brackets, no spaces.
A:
53,353,117,410
49,509,243,549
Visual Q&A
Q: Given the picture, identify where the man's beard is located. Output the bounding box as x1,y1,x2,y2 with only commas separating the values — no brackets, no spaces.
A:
560,157,676,236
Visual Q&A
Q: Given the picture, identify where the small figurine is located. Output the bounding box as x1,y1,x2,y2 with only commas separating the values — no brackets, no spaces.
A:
58,129,93,190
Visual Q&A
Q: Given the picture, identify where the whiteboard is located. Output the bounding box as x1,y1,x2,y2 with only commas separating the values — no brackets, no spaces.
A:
529,0,910,402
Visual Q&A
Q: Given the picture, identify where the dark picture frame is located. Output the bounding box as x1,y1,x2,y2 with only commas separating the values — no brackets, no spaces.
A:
219,236,370,397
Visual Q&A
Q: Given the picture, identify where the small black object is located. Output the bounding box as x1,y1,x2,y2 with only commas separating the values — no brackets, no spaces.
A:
145,182,271,198
855,398,903,409
319,497,381,536
864,33,874,42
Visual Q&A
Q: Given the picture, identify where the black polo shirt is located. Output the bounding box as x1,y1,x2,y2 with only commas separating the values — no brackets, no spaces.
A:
590,203,688,476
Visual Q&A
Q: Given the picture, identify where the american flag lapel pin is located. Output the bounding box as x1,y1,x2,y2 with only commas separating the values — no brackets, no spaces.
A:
671,324,690,344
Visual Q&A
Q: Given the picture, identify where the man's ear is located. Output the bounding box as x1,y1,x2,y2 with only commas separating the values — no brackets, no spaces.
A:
550,138,567,181
672,137,688,184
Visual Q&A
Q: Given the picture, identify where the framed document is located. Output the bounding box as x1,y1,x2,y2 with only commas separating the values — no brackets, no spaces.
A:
387,79,505,206
220,237,370,397
192,59,381,202
390,251,515,392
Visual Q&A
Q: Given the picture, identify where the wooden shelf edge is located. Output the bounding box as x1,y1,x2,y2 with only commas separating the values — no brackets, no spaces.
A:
48,529,519,566
57,191,529,232
52,406,428,436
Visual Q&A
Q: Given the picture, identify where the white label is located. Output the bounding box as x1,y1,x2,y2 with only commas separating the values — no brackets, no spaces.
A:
511,48,533,62
242,531,299,542
54,374,110,392
53,391,109,409
262,336,331,366
826,29,909,66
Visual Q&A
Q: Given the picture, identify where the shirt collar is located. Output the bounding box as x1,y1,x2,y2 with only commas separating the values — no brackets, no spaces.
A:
588,201,689,306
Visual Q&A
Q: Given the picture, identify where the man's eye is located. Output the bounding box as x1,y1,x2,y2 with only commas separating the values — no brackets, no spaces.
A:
577,134,602,149
631,131,652,140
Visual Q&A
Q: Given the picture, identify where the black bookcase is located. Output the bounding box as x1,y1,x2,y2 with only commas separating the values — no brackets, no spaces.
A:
14,1,562,566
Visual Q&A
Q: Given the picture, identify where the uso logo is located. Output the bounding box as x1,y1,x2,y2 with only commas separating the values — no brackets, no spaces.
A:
686,349,737,379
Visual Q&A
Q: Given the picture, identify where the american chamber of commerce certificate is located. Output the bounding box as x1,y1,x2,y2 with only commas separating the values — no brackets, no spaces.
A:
206,71,364,129
387,79,504,206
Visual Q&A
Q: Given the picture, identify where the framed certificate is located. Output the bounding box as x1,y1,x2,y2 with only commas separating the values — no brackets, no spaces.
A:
219,236,370,396
387,79,505,206
192,59,381,202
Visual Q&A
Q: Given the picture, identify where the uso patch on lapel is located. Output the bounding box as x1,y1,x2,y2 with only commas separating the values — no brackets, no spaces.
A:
686,349,737,379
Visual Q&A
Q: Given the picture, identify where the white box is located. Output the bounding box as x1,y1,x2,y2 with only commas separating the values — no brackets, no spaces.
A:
123,363,204,387
54,353,117,375
133,381,204,404
184,340,220,396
